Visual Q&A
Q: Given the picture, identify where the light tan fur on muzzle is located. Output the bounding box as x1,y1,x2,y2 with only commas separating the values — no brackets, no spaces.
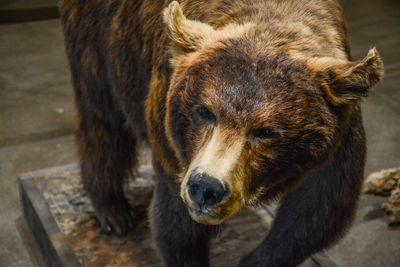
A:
181,127,245,204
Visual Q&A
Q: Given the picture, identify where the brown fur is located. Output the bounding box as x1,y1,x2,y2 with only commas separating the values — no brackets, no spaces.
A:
60,0,383,266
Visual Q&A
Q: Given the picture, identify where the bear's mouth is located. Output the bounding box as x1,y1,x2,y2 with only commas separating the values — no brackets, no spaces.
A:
187,207,224,225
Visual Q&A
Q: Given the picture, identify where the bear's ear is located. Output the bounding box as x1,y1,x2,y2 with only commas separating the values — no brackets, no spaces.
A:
310,48,384,105
163,1,215,55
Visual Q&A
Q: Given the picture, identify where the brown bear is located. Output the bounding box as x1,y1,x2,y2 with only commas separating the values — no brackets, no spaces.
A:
59,0,383,266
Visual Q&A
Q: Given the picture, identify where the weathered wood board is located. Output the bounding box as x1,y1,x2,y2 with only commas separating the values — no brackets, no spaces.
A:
18,150,335,266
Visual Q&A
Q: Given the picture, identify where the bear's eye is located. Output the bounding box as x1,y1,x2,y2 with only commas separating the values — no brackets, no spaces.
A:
252,128,279,139
196,106,216,123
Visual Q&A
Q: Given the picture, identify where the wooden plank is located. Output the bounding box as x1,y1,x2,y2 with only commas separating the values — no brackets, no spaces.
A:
19,162,336,266
19,176,80,267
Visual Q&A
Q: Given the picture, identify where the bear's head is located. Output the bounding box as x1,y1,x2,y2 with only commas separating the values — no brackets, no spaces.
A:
163,2,383,225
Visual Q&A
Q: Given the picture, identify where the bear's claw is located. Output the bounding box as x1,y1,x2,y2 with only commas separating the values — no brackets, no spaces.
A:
93,200,135,236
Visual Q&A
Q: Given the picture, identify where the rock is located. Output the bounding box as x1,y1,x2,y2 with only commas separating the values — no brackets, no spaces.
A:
363,168,400,224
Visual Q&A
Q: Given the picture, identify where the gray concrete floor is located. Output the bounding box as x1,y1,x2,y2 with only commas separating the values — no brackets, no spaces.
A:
0,19,76,267
0,0,399,266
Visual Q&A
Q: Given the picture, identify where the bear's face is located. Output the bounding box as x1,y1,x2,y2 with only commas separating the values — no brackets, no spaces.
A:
163,1,383,225
166,47,339,224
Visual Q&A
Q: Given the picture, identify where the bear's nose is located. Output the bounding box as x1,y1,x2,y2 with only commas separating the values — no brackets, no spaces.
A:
188,173,228,209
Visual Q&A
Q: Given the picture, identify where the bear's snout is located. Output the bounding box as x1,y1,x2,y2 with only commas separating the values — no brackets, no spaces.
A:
188,172,229,209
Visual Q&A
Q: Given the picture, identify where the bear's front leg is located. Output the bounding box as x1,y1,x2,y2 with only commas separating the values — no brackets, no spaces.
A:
238,124,366,267
150,179,215,267
78,115,137,236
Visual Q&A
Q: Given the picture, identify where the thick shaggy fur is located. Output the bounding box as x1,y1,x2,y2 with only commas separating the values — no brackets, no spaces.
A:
60,0,383,266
